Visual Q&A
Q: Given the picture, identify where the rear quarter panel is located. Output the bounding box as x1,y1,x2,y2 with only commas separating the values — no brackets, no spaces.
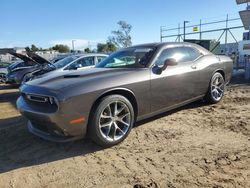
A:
218,55,233,84
197,54,226,95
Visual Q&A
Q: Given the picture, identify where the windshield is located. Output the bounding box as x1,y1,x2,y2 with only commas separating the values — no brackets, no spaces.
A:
53,56,78,69
96,47,156,68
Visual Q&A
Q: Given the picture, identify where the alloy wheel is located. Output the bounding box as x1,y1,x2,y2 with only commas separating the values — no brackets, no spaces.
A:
211,74,224,101
0,74,6,84
99,101,131,142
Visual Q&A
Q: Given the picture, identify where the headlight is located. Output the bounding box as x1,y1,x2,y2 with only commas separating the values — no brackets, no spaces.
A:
49,97,59,105
25,93,59,105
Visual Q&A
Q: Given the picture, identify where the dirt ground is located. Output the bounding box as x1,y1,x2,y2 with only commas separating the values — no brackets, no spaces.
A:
0,80,249,188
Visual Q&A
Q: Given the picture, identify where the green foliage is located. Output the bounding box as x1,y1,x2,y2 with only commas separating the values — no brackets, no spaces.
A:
52,44,70,53
31,44,39,52
84,48,91,53
25,46,31,52
108,21,132,48
97,42,117,53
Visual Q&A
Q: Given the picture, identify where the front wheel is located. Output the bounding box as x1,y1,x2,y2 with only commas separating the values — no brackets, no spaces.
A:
0,73,6,84
205,72,225,104
88,95,135,147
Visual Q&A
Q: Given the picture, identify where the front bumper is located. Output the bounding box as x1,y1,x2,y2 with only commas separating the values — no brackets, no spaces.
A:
27,121,83,142
17,93,88,142
6,75,18,84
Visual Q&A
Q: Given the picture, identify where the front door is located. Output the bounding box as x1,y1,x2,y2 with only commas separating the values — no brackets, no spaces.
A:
150,46,201,112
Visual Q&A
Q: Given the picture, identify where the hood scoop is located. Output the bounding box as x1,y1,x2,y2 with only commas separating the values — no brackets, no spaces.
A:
64,74,80,78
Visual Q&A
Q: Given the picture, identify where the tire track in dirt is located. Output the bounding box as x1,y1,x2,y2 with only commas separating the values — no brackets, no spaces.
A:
0,84,249,188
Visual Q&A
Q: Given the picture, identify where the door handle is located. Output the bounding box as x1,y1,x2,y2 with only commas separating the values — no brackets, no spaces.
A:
191,65,197,69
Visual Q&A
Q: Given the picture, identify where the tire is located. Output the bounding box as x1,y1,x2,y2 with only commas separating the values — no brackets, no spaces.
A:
205,72,225,104
88,95,135,147
0,73,6,84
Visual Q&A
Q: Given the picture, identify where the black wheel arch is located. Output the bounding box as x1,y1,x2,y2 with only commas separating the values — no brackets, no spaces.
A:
212,69,225,80
88,88,138,124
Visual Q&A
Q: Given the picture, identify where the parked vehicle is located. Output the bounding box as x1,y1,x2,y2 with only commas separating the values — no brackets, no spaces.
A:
25,53,108,82
50,55,70,63
0,62,10,83
0,48,108,84
17,42,233,147
2,50,52,84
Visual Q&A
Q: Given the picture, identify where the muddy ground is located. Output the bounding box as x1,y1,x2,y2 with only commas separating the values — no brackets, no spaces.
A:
0,80,249,188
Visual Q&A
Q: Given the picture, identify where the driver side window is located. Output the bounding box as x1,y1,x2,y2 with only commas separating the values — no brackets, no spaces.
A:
155,48,175,65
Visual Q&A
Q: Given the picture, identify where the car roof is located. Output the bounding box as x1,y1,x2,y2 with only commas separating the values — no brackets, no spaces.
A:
73,53,109,58
127,42,211,55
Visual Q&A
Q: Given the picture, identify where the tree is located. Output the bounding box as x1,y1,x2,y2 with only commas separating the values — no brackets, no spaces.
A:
84,48,91,53
108,21,132,48
25,46,31,52
97,42,117,53
31,44,39,52
52,44,70,53
107,42,117,52
97,43,107,53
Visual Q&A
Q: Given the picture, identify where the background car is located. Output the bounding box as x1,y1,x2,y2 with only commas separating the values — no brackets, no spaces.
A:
5,52,50,85
0,48,108,84
17,42,233,147
25,53,108,82
0,62,10,83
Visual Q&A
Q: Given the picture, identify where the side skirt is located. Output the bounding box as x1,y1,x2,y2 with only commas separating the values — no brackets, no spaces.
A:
136,95,205,122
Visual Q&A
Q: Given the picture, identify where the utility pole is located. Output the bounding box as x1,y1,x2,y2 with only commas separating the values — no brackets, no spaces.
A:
183,21,189,41
88,41,91,50
72,40,76,52
225,14,229,55
160,26,162,42
199,19,202,40
160,26,165,42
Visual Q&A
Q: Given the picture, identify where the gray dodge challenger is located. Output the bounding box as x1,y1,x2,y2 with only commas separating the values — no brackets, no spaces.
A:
17,42,233,147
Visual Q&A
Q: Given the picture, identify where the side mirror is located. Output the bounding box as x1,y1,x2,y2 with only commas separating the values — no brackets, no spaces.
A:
163,58,178,69
153,58,178,75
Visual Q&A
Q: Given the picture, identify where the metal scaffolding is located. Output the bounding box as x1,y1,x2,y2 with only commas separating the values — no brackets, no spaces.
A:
160,15,244,50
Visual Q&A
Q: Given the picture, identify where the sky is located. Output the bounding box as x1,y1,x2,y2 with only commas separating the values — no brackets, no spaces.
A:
0,0,247,50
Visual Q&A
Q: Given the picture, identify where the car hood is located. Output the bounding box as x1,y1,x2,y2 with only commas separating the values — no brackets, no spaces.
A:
25,68,136,91
0,48,51,65
26,51,51,65
9,52,37,64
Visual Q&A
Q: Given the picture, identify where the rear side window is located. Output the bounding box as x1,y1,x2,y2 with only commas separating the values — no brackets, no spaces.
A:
185,47,202,61
68,56,95,69
156,47,201,65
97,56,107,63
156,47,190,65
81,56,95,66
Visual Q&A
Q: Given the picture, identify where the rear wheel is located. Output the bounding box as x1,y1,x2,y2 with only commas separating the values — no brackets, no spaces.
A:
205,72,225,104
88,95,135,147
